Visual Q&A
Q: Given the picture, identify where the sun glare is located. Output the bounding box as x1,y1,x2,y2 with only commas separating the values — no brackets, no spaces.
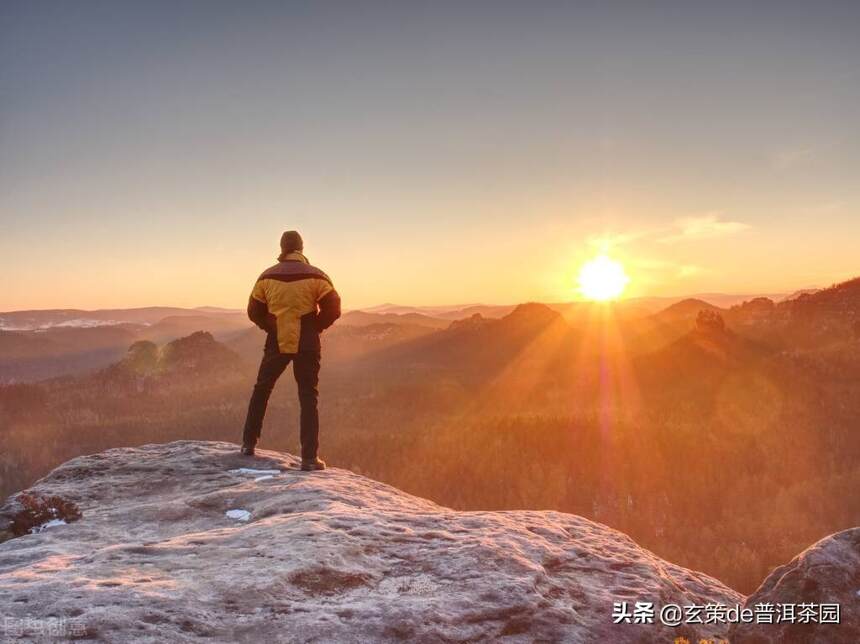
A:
577,255,630,301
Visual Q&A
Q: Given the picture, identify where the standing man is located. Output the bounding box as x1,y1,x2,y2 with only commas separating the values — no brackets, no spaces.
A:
241,230,341,470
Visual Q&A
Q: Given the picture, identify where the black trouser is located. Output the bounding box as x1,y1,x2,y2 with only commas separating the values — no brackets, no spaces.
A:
242,334,321,460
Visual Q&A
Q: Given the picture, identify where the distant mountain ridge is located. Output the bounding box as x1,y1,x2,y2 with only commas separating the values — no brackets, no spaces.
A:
0,289,806,332
339,310,451,329
0,306,240,331
0,308,252,383
351,292,792,320
6,278,860,384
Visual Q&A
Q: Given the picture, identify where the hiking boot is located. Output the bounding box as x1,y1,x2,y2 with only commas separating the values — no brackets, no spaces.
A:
240,443,256,456
301,457,326,471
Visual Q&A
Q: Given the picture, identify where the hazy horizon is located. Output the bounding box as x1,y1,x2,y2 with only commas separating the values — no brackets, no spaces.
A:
0,275,838,313
0,285,821,316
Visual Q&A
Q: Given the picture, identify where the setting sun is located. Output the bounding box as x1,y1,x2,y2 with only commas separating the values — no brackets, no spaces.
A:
577,255,630,301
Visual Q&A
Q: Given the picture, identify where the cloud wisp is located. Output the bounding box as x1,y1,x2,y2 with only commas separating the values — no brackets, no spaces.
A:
586,213,751,250
658,214,751,244
771,146,814,171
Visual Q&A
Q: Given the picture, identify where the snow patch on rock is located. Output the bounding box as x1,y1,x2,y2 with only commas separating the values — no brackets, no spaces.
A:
29,518,68,534
229,467,282,476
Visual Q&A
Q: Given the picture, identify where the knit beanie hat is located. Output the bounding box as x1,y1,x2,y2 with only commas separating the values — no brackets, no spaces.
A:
280,230,304,254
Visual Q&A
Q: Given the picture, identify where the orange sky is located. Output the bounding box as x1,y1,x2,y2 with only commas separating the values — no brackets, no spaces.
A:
2,2,858,311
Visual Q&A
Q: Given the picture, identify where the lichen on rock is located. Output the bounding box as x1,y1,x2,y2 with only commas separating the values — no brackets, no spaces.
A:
0,491,82,543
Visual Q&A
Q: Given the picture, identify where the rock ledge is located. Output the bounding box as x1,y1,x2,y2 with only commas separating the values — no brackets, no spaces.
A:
1,440,744,642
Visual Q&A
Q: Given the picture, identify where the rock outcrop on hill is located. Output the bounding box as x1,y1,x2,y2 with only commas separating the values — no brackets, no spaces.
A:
728,528,860,643
0,441,847,642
